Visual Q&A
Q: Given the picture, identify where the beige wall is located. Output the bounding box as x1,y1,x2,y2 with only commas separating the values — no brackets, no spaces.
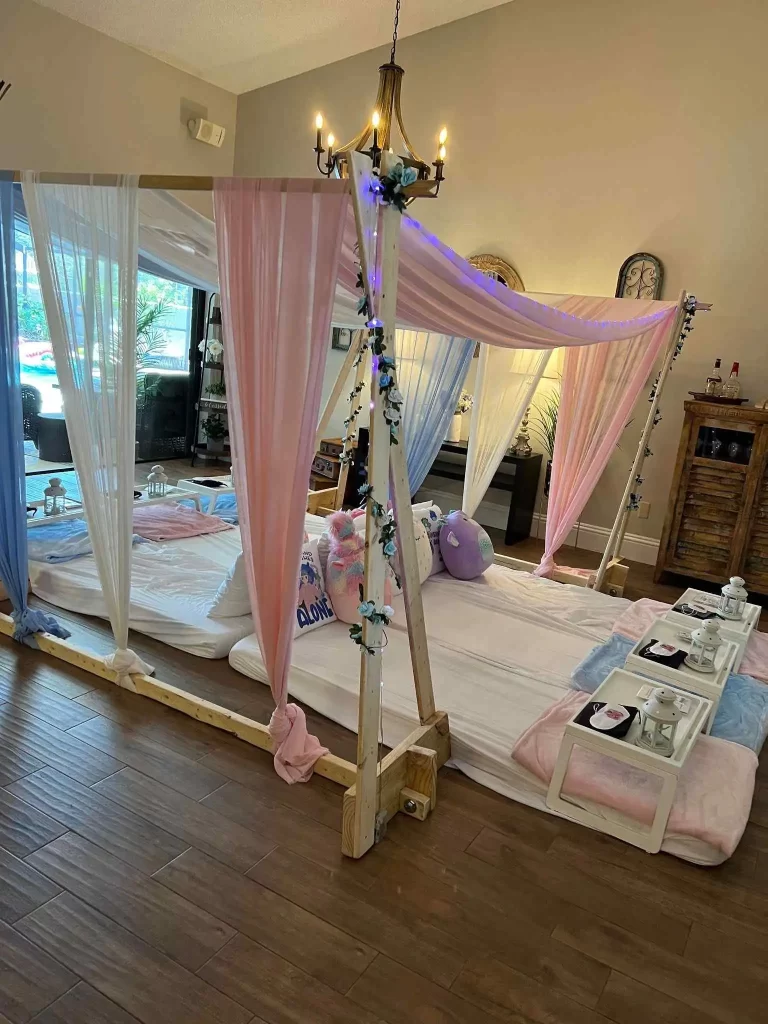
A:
235,0,768,542
0,0,236,182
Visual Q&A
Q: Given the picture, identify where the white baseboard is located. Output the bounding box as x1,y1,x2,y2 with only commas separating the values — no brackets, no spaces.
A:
529,513,659,566
414,486,659,566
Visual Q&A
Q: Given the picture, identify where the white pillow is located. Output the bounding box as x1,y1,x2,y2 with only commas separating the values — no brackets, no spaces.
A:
392,516,432,587
296,538,336,637
208,552,251,618
416,504,445,576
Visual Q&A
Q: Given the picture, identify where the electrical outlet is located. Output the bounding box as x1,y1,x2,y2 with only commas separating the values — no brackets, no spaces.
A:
638,501,651,519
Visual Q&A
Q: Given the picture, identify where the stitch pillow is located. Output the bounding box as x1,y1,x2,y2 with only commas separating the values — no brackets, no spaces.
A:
295,538,336,637
417,504,445,576
439,510,494,580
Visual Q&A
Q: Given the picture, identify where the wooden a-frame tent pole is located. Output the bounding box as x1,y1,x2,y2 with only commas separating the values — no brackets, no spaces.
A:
592,290,689,592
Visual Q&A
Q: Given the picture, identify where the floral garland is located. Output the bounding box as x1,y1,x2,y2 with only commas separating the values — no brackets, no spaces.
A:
372,162,418,213
349,585,395,655
629,297,698,513
339,379,366,467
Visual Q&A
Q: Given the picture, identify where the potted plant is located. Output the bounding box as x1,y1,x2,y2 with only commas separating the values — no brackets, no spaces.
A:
201,412,228,453
447,390,473,443
204,380,227,398
531,390,559,494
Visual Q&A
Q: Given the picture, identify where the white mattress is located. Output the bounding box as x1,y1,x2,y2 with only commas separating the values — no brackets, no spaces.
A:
27,515,331,660
228,566,723,864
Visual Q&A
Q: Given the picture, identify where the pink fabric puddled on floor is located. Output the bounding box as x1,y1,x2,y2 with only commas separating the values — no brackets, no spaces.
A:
512,690,756,860
613,598,768,683
132,504,233,542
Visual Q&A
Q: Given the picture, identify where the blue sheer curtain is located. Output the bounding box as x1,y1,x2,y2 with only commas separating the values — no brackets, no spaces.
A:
0,176,68,643
395,329,474,495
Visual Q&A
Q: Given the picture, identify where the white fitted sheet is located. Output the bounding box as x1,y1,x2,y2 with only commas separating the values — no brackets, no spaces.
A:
228,566,728,864
28,514,331,660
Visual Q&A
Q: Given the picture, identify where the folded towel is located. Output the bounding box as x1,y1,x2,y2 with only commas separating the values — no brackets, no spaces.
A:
28,519,144,563
613,598,768,684
132,504,233,542
512,690,756,860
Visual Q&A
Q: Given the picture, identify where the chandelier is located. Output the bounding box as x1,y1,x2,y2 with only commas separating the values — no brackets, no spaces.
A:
0,80,11,104
312,0,447,197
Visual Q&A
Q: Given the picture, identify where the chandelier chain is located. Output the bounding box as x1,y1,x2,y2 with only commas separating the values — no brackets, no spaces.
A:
390,0,401,64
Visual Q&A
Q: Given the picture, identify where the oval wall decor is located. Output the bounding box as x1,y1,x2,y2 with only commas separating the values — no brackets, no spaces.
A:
616,252,664,299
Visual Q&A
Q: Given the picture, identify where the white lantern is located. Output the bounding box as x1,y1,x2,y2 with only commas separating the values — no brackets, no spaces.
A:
146,465,168,499
43,477,66,516
684,618,723,673
719,576,748,621
637,688,681,758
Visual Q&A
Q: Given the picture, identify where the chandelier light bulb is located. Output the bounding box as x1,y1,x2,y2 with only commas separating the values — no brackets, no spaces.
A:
372,110,381,128
438,144,446,161
327,133,335,148
438,126,447,146
315,113,324,130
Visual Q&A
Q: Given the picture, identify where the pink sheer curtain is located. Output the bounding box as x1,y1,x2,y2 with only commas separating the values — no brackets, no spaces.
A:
534,296,675,578
214,178,349,782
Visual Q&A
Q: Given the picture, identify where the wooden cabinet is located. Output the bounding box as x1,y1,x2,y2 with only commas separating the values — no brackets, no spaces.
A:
656,401,768,592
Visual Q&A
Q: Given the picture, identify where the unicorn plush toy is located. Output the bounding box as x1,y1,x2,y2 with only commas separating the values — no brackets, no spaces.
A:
325,511,392,622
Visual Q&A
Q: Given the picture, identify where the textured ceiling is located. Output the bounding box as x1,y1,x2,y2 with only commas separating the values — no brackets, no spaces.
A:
33,0,513,94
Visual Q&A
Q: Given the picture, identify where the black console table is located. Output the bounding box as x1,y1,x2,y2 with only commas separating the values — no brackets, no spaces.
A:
426,441,542,545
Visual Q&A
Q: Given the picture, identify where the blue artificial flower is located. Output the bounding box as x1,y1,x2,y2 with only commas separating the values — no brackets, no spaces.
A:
379,373,392,388
358,600,376,617
383,540,396,557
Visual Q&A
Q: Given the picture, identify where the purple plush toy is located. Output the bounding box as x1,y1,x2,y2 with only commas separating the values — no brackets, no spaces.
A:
439,510,494,580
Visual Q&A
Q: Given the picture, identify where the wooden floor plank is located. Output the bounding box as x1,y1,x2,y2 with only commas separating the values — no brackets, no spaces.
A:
553,917,767,1024
0,706,124,786
597,971,723,1024
7,769,187,875
248,846,465,989
67,716,228,801
0,847,61,924
17,893,252,1024
198,745,343,832
0,643,94,701
452,954,610,1024
74,684,230,762
0,677,97,732
0,789,68,859
0,917,77,1023
366,851,609,1008
26,833,235,971
154,847,376,994
200,780,380,884
32,981,142,1024
198,932,384,1024
92,768,274,873
347,955,493,1024
0,742,45,791
466,826,691,954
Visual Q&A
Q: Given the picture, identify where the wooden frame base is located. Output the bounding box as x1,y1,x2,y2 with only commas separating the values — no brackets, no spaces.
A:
493,553,629,597
0,611,449,856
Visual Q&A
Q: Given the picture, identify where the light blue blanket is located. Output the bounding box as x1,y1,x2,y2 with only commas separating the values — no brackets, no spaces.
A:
571,632,768,755
179,493,238,523
27,519,145,563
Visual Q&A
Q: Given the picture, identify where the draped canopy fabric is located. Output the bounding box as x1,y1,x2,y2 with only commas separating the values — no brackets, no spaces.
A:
22,173,151,681
0,176,68,643
134,189,678,350
534,295,673,578
214,177,349,783
463,346,552,518
394,329,475,495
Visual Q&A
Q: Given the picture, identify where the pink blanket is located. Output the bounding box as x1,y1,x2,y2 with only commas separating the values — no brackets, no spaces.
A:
512,691,756,860
132,504,233,542
614,598,768,683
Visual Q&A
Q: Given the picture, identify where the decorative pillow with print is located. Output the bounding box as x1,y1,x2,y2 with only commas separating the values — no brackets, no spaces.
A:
418,504,445,576
296,538,337,637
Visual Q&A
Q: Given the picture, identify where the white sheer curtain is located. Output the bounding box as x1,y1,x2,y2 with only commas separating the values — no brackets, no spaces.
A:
462,345,552,517
23,173,152,683
395,329,475,494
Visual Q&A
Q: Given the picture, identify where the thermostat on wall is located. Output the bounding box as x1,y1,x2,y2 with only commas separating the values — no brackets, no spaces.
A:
187,118,226,148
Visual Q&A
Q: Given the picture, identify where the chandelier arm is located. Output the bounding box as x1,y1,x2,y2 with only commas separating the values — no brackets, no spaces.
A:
393,78,428,168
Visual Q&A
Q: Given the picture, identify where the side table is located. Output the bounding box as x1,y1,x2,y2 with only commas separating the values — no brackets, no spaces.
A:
624,617,737,731
546,669,712,853
175,477,236,515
